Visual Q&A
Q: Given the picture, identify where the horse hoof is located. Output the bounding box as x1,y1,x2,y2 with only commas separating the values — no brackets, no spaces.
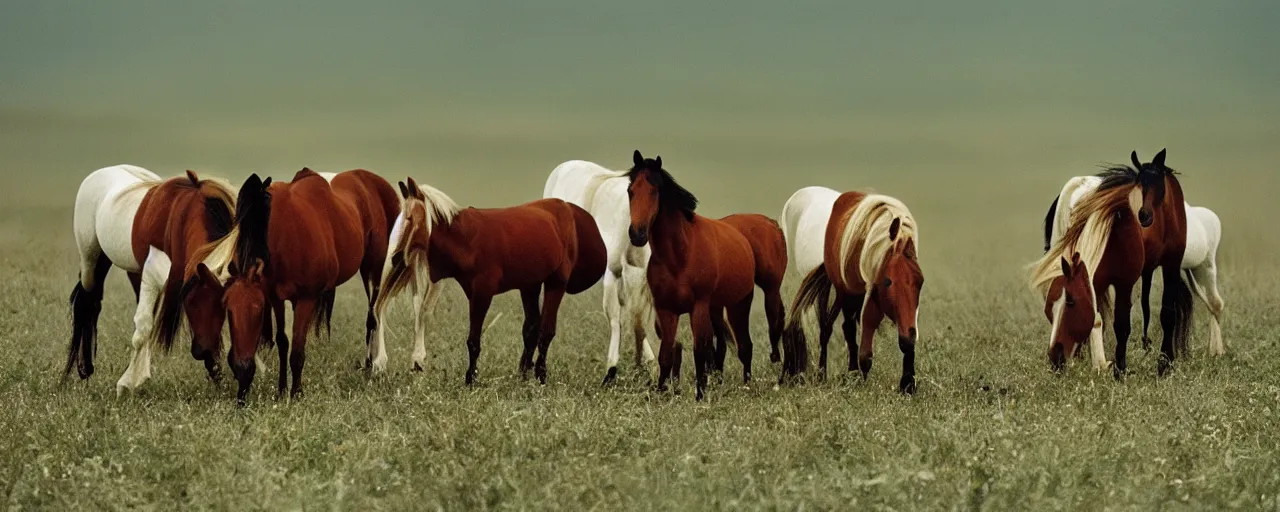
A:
859,358,873,379
602,367,618,386
695,388,706,402
899,376,916,395
1157,357,1172,377
236,398,248,408
412,362,424,372
1141,337,1154,351
1113,366,1126,381
535,368,548,385
769,351,781,364
743,371,752,384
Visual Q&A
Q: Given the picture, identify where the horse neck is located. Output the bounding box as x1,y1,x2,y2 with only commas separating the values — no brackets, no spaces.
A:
649,206,692,269
423,212,473,280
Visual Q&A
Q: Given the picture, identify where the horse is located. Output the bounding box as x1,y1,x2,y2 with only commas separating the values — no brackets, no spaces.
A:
1041,168,1224,356
778,189,924,394
65,165,237,395
714,214,788,368
625,150,757,401
374,177,607,386
543,160,656,385
213,168,400,404
1031,152,1195,377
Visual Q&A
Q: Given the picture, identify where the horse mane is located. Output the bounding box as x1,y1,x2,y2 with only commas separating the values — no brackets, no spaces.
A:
834,194,918,288
374,181,461,317
1029,182,1142,295
626,159,698,219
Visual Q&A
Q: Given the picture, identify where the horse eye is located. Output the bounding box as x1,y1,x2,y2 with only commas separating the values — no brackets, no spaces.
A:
882,278,892,288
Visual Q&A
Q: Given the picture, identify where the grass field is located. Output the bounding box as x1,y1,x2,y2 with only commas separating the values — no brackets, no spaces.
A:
1,166,1278,511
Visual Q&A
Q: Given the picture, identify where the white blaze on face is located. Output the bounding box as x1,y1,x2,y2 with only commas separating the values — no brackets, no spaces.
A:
1048,292,1067,348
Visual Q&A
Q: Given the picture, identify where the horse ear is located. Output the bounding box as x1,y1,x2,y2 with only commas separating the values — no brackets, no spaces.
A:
633,150,644,167
1060,256,1072,279
398,181,410,199
888,217,901,241
1071,251,1082,265
263,177,272,188
1153,149,1167,167
1130,151,1142,169
655,155,662,168
248,258,265,281
185,170,200,185
242,173,262,191
405,177,423,199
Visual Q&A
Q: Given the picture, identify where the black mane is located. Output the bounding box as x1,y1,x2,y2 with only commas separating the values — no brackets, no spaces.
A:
234,174,273,270
626,151,698,219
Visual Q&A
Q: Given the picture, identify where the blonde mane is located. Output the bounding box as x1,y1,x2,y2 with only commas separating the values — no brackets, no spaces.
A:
374,182,461,316
835,194,919,288
1029,183,1142,295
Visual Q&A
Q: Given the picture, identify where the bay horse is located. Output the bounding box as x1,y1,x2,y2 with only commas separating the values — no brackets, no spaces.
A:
778,189,923,394
713,214,787,369
1041,163,1224,356
625,150,757,401
544,160,657,385
65,165,236,395
214,168,400,404
1031,153,1195,377
374,177,606,386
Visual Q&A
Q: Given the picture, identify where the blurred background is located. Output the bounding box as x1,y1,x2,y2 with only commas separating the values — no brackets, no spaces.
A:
2,0,1278,279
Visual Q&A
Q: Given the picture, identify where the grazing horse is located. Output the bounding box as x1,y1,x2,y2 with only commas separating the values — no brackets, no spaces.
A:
625,150,756,401
714,214,788,368
1042,167,1224,356
544,160,656,385
374,177,607,386
778,190,923,394
1031,154,1195,377
214,169,400,404
66,165,236,394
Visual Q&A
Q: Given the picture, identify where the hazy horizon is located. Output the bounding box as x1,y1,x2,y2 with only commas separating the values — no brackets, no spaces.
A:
2,1,1277,233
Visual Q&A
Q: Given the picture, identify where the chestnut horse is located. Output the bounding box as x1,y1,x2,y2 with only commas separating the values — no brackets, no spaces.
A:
66,165,236,394
1031,153,1194,377
1034,149,1192,378
374,177,606,385
778,190,923,394
213,169,400,404
713,214,788,370
625,150,756,401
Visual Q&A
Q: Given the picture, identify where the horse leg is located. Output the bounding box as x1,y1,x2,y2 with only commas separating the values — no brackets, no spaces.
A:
601,270,624,385
1139,269,1154,351
67,252,112,381
728,296,755,384
288,298,317,399
533,283,567,384
1112,282,1135,380
623,262,656,367
818,290,840,379
364,271,388,374
519,285,542,380
855,295,880,379
710,306,729,383
765,283,785,364
655,310,679,393
1158,265,1192,377
690,301,715,401
116,265,162,396
273,300,289,400
465,294,493,385
412,279,443,372
1189,264,1226,356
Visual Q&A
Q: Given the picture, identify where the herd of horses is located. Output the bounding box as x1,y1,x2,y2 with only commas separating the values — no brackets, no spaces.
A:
62,148,1224,404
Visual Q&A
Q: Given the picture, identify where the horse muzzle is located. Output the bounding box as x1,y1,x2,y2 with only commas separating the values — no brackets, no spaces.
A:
1138,209,1153,228
1049,343,1067,372
629,228,649,247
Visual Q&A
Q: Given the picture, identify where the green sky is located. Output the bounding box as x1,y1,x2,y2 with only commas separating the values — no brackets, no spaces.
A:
2,1,1277,221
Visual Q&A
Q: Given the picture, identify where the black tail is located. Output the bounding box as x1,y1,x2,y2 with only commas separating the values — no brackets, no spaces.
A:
779,264,834,383
1167,271,1194,357
63,254,111,381
312,289,336,340
1042,194,1060,253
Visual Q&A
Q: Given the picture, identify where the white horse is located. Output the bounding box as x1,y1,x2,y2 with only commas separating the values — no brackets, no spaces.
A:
70,165,250,396
544,159,656,384
1042,176,1225,355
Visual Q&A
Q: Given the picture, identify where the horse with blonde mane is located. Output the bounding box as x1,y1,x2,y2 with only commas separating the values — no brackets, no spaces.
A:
778,189,923,394
1031,150,1195,377
214,169,400,405
1041,153,1224,356
66,165,237,395
374,177,607,386
544,159,657,385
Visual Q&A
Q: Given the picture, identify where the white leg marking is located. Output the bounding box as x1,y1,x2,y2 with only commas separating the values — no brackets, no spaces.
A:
602,271,623,370
117,252,166,396
412,279,442,369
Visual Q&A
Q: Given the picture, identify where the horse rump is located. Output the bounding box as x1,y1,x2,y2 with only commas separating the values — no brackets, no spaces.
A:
565,203,607,295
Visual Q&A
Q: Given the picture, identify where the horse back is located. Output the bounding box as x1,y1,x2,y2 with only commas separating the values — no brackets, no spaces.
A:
131,176,220,276
266,176,355,296
330,170,401,263
720,213,787,289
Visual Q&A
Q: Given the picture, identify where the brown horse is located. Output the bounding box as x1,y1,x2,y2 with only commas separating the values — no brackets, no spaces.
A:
713,214,788,370
376,177,607,385
779,191,923,394
214,169,400,404
1031,151,1193,378
66,165,235,393
625,150,757,401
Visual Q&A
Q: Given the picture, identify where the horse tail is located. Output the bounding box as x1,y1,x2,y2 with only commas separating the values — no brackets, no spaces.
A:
1042,194,1060,253
779,264,832,382
1167,268,1194,357
152,275,191,353
64,254,111,380
312,289,336,340
566,203,607,295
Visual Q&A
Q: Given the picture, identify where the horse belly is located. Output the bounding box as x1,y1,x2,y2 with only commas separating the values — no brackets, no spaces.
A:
95,185,148,272
1181,208,1212,269
786,187,838,276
